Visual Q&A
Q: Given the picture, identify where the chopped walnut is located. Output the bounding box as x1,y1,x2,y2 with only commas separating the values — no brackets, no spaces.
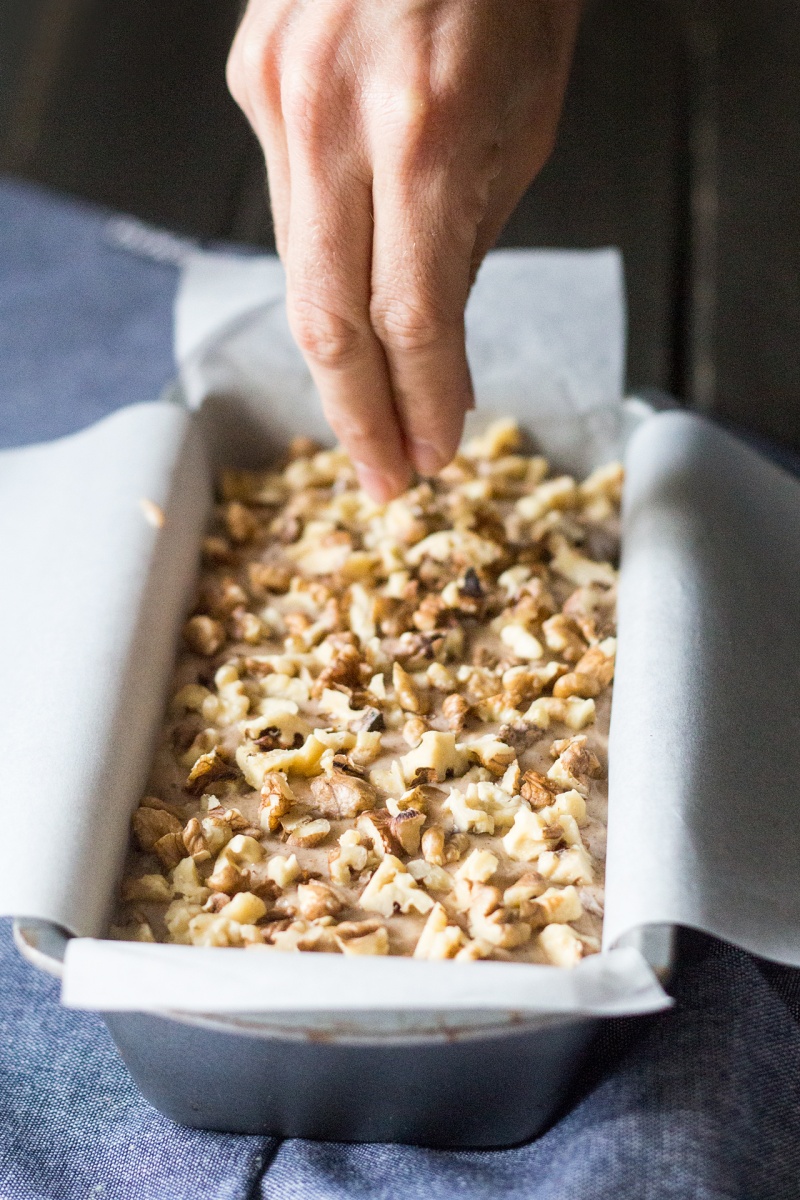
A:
296,879,343,920
153,831,187,871
329,829,370,885
359,855,435,917
442,692,469,733
131,805,182,852
402,715,428,747
286,817,332,848
183,614,226,656
182,817,211,863
413,903,467,959
259,772,295,832
547,735,602,794
538,922,584,967
399,731,469,784
388,809,426,856
338,927,390,955
420,825,446,866
392,662,429,715
185,747,235,794
310,767,378,819
121,874,172,904
466,885,531,949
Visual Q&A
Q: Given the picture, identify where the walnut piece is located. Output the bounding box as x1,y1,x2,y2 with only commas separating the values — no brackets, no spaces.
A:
310,768,378,819
183,615,225,656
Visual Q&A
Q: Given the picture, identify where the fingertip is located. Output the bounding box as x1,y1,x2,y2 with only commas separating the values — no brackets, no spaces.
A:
408,399,469,476
355,462,412,503
409,438,447,476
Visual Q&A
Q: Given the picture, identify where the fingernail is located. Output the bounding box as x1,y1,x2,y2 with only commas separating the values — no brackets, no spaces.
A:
355,464,401,503
410,439,446,476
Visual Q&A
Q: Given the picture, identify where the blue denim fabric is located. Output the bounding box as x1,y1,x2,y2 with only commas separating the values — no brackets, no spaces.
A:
2,175,800,1200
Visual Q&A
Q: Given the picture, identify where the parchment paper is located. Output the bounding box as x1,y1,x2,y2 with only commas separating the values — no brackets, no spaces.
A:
0,403,209,937
605,410,800,965
3,246,676,1016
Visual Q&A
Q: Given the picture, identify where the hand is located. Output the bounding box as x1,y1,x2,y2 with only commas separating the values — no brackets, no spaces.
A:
228,0,581,500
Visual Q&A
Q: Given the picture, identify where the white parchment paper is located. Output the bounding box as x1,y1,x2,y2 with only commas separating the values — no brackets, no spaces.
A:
605,411,800,965
3,246,677,1016
0,403,210,937
61,941,666,1015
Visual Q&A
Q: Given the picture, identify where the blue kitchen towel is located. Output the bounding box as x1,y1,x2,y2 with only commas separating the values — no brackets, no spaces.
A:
1,175,800,1200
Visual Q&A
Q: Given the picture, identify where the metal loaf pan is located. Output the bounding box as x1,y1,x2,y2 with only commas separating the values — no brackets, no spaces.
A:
13,383,673,1147
15,920,671,1146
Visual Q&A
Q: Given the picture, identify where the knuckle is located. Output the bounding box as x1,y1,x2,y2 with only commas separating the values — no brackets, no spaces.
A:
280,58,329,140
370,293,450,354
225,39,247,106
289,294,365,369
240,24,274,80
227,20,280,108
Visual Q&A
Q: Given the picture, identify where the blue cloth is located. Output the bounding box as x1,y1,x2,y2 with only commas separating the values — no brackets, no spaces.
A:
2,175,800,1199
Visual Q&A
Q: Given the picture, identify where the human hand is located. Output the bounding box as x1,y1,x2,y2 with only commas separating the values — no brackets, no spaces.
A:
228,0,581,500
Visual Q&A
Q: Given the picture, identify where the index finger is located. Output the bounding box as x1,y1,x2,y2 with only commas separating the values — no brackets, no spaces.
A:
369,114,480,477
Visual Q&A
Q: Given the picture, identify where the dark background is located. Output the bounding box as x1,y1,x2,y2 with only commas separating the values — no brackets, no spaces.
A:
2,0,798,450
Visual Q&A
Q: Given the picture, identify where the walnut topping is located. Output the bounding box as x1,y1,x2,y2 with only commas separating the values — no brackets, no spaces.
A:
547,735,602,795
442,692,469,733
310,768,378,819
519,769,562,809
359,855,435,917
131,805,182,852
553,639,616,700
248,561,293,595
466,885,531,949
356,808,398,858
460,734,517,775
183,615,226,656
413,902,467,959
185,747,235,794
399,731,469,784
388,809,426,856
182,817,211,863
121,874,172,904
329,829,370,885
286,817,332,848
117,419,617,964
351,706,385,733
296,879,343,920
337,926,390,956
223,501,259,544
392,662,429,714
153,831,187,871
538,922,585,967
402,715,428,747
421,824,446,866
258,772,295,832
